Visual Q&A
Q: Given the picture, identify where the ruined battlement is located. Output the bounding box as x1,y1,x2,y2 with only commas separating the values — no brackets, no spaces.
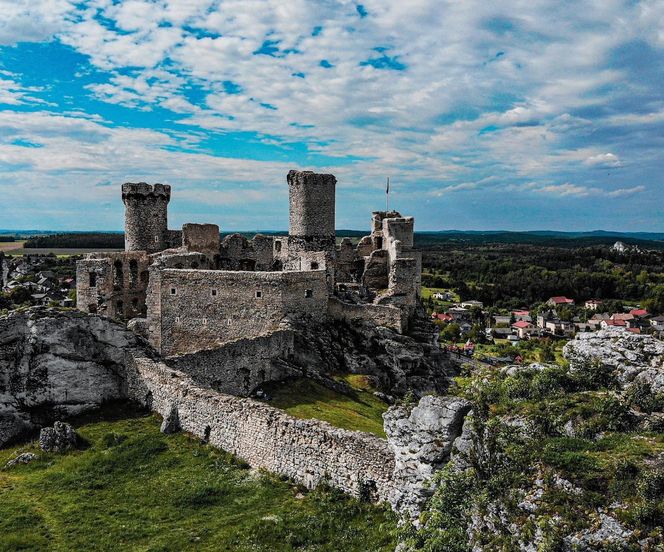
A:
121,182,171,200
288,170,336,249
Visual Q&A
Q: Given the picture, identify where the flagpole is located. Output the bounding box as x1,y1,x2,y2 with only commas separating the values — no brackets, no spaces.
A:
386,177,390,212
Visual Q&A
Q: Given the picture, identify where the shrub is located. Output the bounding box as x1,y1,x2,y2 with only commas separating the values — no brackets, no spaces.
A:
625,381,664,414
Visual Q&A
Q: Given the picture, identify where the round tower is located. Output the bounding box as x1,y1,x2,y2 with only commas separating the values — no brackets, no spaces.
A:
287,170,336,252
122,182,171,253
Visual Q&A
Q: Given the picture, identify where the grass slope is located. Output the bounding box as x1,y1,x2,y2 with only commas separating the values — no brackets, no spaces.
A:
0,405,396,551
267,376,389,438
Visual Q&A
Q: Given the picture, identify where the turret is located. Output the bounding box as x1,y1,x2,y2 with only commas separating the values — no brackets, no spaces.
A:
287,170,336,252
122,182,171,253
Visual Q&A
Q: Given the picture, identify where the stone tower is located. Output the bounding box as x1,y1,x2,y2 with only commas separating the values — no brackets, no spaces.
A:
287,170,336,252
122,182,171,253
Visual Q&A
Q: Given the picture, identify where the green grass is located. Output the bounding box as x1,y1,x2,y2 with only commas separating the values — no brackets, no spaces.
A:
266,376,389,438
0,405,396,551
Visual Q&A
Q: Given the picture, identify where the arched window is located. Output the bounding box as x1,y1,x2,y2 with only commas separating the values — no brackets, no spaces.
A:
116,299,124,315
140,271,149,284
88,303,97,313
113,260,123,288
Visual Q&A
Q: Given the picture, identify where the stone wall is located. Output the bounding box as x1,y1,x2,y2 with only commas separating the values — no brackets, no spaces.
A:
327,296,406,333
126,353,397,502
122,182,171,253
182,223,220,256
147,268,328,355
383,216,414,248
167,330,300,396
76,251,150,319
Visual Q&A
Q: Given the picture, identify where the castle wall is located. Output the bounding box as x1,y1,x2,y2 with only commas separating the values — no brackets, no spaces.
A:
126,354,396,502
147,268,328,356
383,217,414,249
76,251,150,319
327,296,406,333
182,223,219,256
166,330,299,396
122,183,171,253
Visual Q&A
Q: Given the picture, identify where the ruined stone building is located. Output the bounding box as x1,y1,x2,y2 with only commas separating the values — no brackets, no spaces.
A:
77,170,421,357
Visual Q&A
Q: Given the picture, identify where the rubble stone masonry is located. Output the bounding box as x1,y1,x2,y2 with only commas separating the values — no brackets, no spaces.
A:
147,268,328,355
126,353,397,502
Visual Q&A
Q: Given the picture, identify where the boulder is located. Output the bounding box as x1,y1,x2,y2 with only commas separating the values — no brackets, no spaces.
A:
160,405,180,434
4,452,37,469
39,421,78,453
384,395,472,519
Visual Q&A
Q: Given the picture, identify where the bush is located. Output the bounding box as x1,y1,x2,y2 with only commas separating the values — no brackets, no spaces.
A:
625,381,664,414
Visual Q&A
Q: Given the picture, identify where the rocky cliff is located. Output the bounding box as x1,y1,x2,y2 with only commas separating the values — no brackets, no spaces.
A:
0,308,145,447
564,329,664,392
288,309,453,398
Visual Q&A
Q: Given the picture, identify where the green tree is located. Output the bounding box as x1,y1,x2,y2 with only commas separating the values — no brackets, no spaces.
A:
441,323,461,343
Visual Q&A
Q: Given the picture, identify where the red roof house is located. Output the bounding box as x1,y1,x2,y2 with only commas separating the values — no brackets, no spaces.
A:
547,296,575,306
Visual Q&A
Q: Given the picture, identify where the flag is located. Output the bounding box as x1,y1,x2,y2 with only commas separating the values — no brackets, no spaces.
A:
386,177,390,194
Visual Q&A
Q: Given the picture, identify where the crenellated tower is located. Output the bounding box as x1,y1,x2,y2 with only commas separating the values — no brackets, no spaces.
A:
122,182,171,253
287,170,336,253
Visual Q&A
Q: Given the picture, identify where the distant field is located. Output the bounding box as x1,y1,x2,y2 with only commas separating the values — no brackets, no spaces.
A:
1,247,122,256
0,240,26,252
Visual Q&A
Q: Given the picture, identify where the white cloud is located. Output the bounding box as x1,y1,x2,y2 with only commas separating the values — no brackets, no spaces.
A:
584,153,621,168
0,0,663,229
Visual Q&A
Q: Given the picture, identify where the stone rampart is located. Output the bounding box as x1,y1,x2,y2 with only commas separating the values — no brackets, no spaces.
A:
126,353,397,502
327,296,406,333
166,330,299,396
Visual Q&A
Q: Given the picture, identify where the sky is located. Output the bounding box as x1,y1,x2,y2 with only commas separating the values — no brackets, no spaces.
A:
0,0,663,232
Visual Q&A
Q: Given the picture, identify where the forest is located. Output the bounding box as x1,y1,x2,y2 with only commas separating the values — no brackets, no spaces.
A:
421,242,664,313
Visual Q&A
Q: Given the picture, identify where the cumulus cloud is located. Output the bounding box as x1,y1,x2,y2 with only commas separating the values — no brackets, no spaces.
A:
0,0,662,229
584,153,622,168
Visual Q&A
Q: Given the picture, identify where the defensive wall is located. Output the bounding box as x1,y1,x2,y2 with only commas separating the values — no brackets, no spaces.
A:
147,268,328,355
126,352,397,502
166,330,299,396
327,296,407,333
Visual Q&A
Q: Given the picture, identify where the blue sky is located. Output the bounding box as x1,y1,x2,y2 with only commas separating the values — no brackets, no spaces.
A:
0,0,663,232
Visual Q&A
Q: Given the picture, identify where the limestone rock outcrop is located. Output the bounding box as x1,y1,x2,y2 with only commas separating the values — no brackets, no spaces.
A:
384,395,472,519
290,312,454,398
0,308,144,447
39,421,78,452
564,329,664,392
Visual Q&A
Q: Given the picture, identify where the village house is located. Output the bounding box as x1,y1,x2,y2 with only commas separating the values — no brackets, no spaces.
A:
512,310,531,322
461,300,483,309
493,314,512,326
584,299,603,310
512,320,535,339
547,296,575,307
432,291,453,301
650,316,664,332
448,306,471,321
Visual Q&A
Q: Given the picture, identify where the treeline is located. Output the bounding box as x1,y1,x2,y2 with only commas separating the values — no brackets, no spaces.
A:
25,233,124,249
0,236,15,242
422,243,664,311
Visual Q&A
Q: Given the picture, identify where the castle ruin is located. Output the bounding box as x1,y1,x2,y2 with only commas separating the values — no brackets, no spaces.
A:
77,170,421,357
